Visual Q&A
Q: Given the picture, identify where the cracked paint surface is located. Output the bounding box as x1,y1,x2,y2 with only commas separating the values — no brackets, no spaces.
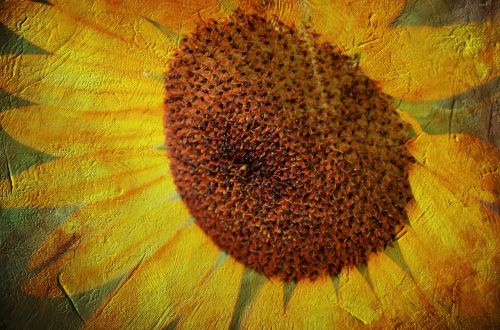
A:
0,0,499,329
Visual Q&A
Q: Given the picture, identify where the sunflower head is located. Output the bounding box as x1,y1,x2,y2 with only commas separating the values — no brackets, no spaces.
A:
163,9,415,282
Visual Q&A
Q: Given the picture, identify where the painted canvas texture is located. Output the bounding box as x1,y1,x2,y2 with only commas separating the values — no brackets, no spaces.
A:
0,0,499,329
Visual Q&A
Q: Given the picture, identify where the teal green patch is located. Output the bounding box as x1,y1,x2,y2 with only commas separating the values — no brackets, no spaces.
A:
384,241,414,280
0,129,55,180
396,77,498,145
0,89,33,112
70,276,124,322
229,268,267,330
407,126,417,138
0,206,84,329
0,23,50,55
221,0,238,16
168,191,180,201
392,0,452,26
214,251,229,270
154,143,166,151
331,275,340,299
357,264,374,290
283,281,296,310
392,0,491,26
182,216,195,228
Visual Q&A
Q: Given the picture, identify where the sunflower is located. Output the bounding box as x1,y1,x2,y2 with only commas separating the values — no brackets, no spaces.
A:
0,0,499,328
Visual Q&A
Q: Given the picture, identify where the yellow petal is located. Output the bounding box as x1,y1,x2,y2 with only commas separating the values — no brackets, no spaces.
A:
358,24,498,100
306,0,406,41
0,54,163,110
24,176,189,296
307,1,498,100
336,266,381,324
366,249,444,327
286,277,362,329
84,225,220,329
408,133,500,204
104,0,229,37
0,149,167,207
0,105,164,156
0,0,174,69
398,223,499,328
240,279,287,329
408,164,499,264
177,257,245,329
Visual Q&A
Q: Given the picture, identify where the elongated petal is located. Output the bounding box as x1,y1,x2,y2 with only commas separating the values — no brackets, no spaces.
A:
240,280,286,329
306,0,406,39
84,225,220,329
0,150,168,207
0,0,174,68
366,250,444,327
0,54,163,110
398,223,499,328
286,277,362,329
24,176,189,296
408,133,500,204
307,1,498,100
66,0,228,39
336,267,381,324
399,164,499,328
0,105,164,156
177,257,245,329
408,165,499,270
358,24,498,101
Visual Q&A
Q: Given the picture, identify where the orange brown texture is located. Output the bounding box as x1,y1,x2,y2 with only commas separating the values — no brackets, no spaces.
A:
164,10,414,281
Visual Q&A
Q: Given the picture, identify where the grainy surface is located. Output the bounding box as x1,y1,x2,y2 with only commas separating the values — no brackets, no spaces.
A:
0,0,498,328
165,11,413,281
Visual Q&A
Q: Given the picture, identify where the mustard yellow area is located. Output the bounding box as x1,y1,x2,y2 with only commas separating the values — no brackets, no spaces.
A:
84,225,220,329
24,176,189,296
306,0,498,100
1,0,176,60
286,278,361,328
408,165,499,271
0,150,167,208
398,165,500,327
241,280,285,329
177,258,244,329
0,105,164,156
0,53,163,111
335,266,381,324
408,132,500,204
0,0,170,110
366,251,443,327
85,0,230,38
398,223,499,328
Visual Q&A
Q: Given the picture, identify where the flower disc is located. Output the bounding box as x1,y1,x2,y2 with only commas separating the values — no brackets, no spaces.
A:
164,11,414,281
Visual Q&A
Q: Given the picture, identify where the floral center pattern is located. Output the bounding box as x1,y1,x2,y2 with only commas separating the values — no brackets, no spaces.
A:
164,11,414,281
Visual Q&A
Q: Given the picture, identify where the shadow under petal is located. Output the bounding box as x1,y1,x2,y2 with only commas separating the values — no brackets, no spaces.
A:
392,0,498,27
397,77,499,146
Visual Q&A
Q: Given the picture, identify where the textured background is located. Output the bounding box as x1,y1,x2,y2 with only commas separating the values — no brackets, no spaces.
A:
0,0,498,328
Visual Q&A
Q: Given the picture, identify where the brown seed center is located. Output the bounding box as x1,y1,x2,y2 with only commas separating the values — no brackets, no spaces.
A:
164,11,414,281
